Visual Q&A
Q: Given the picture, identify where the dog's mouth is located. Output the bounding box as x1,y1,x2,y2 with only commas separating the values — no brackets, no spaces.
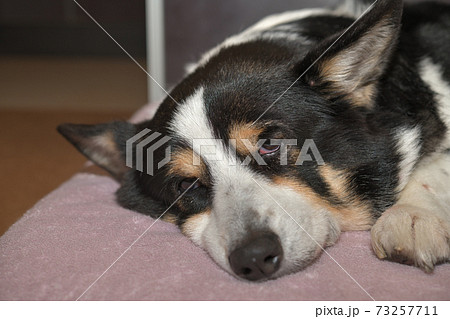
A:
181,178,342,281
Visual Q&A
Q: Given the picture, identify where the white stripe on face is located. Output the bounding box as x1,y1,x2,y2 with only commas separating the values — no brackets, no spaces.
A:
169,87,212,141
169,87,258,185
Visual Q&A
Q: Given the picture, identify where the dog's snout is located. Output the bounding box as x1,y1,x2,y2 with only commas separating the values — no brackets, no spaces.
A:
228,232,283,281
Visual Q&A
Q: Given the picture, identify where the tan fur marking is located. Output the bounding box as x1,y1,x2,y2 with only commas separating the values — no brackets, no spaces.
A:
273,172,373,231
319,57,377,107
93,131,116,152
317,18,395,107
90,132,118,167
319,165,374,230
180,210,211,244
347,85,376,107
319,165,355,202
273,176,327,208
87,131,128,179
229,123,264,155
168,148,206,178
162,214,178,224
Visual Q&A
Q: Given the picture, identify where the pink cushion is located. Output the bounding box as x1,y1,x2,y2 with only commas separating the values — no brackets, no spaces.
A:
1,104,449,300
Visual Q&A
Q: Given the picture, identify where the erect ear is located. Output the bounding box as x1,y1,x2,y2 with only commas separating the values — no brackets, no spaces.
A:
298,0,403,107
57,121,136,181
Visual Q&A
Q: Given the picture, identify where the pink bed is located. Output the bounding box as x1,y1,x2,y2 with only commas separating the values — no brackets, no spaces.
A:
1,104,449,301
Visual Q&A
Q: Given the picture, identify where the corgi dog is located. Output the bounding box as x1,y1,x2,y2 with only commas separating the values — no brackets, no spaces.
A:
58,0,450,281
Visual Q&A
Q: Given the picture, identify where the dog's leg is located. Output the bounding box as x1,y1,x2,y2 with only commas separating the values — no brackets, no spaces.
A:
371,152,450,272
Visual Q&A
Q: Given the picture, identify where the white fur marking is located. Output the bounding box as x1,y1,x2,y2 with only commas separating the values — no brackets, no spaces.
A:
245,9,328,34
169,87,213,141
187,8,331,74
372,153,450,270
419,57,450,146
395,126,422,192
184,214,210,246
337,0,372,17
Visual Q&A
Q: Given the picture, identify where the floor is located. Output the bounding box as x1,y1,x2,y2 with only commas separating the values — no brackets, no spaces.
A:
0,56,148,235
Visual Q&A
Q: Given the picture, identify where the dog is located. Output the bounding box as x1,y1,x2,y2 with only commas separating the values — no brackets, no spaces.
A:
58,0,450,281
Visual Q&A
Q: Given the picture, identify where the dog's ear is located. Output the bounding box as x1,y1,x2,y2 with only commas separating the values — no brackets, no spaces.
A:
57,121,136,181
298,0,403,107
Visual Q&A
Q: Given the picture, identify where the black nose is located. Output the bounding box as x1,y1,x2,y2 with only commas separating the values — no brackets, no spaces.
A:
228,232,283,281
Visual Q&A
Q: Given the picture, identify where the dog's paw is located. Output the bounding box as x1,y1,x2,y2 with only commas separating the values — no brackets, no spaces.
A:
371,204,450,272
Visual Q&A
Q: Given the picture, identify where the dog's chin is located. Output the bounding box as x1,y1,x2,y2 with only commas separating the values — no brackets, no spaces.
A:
182,200,341,281
201,219,339,282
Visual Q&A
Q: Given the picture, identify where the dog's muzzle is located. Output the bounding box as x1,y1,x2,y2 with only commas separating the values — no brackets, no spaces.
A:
228,231,283,281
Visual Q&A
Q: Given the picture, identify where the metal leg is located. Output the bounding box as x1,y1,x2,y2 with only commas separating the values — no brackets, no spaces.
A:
146,0,166,103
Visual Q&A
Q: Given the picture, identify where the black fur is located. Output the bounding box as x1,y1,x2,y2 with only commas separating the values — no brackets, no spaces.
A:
58,0,450,279
125,1,449,220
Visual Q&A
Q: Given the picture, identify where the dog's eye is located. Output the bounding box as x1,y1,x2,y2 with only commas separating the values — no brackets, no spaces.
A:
259,143,280,155
179,178,202,193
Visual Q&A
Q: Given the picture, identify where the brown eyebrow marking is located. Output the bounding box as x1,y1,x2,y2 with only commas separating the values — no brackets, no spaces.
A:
229,123,264,155
273,168,374,231
168,147,206,178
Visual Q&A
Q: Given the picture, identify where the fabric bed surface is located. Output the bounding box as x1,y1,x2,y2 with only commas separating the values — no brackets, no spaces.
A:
1,104,449,300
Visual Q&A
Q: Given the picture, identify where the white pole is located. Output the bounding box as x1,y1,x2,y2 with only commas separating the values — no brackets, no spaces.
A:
145,0,166,103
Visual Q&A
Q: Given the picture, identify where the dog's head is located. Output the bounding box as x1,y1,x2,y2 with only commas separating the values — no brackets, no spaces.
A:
59,0,403,281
